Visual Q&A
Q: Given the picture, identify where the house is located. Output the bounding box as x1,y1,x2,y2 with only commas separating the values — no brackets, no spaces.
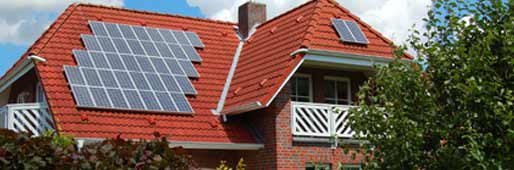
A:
0,0,411,169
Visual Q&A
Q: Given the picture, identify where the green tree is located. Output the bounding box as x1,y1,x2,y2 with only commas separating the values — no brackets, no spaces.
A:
348,0,514,169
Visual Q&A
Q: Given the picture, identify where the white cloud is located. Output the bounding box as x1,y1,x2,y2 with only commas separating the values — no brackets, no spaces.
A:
186,0,431,47
0,0,124,45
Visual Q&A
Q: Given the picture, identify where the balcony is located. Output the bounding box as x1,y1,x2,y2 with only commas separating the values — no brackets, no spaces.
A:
0,103,55,136
291,102,355,139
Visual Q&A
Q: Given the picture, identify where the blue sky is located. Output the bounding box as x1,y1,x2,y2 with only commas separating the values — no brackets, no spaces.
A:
0,0,433,76
0,0,204,75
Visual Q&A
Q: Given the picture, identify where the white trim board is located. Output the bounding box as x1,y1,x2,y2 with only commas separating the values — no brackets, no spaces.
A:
76,138,264,150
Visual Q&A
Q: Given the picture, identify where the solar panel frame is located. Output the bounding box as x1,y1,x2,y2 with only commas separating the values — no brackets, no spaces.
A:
104,23,123,38
89,87,112,107
185,32,204,48
172,30,190,45
178,60,199,78
81,35,102,51
344,20,369,44
89,21,108,36
73,50,94,67
182,45,203,62
64,66,86,85
89,51,110,69
70,85,95,107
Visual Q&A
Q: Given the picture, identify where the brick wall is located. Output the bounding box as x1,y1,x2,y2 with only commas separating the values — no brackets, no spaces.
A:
238,68,367,169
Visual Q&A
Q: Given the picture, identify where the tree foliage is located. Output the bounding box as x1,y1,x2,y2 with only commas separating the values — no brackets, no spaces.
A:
0,129,193,170
349,0,514,169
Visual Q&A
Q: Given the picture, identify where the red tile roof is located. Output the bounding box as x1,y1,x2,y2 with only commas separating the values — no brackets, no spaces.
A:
16,3,256,143
1,0,411,143
222,0,411,112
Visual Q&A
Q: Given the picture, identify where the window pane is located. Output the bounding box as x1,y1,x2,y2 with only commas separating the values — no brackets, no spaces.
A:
297,97,310,102
324,80,336,98
297,77,310,97
291,77,297,96
325,99,337,104
337,81,349,100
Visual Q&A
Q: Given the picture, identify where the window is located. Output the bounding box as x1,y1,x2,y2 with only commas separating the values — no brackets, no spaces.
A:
36,82,46,103
306,163,331,170
324,77,351,105
339,164,361,170
291,74,312,102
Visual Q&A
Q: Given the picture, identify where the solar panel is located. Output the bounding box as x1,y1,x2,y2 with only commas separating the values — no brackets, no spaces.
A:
65,21,205,113
97,37,117,52
73,50,94,67
185,32,204,48
89,21,108,36
146,28,164,42
159,29,177,44
123,90,145,109
141,41,160,56
126,40,145,55
139,91,161,110
172,30,190,45
182,45,202,62
112,38,131,54
104,53,125,70
81,35,102,51
89,51,110,69
64,66,86,85
119,25,137,39
71,86,95,107
344,21,368,44
168,44,188,59
178,60,199,78
106,88,129,108
332,18,369,44
175,76,196,95
133,26,151,41
81,68,102,86
90,87,111,107
104,23,123,38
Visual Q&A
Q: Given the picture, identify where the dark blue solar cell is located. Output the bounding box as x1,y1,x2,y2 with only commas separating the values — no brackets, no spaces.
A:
145,73,166,91
168,44,188,59
112,38,131,54
178,60,199,78
70,85,95,107
104,23,123,38
126,40,146,55
332,19,355,43
159,29,177,44
175,76,196,95
172,30,190,45
82,35,102,51
155,42,174,57
155,92,178,112
73,50,94,67
89,87,111,107
120,54,141,71
113,71,135,89
104,53,125,70
89,51,110,69
119,24,137,39
97,37,116,52
344,20,368,44
129,72,151,90
81,68,102,86
182,45,202,62
150,58,170,74
98,70,118,88
132,26,151,41
139,91,161,110
146,28,164,42
141,41,160,56
123,90,145,109
185,32,204,48
89,21,108,36
106,88,128,108
135,56,156,73
170,93,193,112
164,59,184,75
159,74,180,92
64,66,85,85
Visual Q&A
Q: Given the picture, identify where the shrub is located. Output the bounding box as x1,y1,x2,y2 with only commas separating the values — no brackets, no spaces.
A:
0,129,193,170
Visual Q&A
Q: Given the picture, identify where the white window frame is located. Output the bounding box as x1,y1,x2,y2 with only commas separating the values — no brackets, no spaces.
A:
291,73,313,102
324,76,352,105
36,81,46,103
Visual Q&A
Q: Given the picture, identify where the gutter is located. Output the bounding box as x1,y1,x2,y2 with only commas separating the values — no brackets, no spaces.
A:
0,55,46,93
76,138,264,150
214,27,245,115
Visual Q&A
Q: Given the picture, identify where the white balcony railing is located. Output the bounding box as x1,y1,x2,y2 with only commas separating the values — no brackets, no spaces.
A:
0,103,55,136
291,102,355,139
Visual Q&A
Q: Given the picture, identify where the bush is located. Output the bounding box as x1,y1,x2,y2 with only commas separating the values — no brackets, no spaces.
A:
0,129,193,170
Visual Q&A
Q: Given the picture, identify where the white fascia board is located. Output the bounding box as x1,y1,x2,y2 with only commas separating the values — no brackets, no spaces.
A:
292,48,404,68
76,138,264,150
221,101,264,115
0,57,38,93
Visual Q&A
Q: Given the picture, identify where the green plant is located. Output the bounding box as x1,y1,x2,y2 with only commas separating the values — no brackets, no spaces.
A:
349,0,514,169
0,129,193,169
216,158,246,170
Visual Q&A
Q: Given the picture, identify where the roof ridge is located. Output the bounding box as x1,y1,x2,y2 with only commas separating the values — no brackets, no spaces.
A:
301,0,324,48
256,0,318,29
73,3,236,26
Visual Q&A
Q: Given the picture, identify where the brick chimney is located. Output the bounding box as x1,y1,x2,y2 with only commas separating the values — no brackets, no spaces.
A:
238,1,266,39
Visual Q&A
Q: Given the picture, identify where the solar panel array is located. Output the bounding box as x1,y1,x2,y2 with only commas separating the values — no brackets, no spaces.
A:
64,21,205,113
332,18,369,44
